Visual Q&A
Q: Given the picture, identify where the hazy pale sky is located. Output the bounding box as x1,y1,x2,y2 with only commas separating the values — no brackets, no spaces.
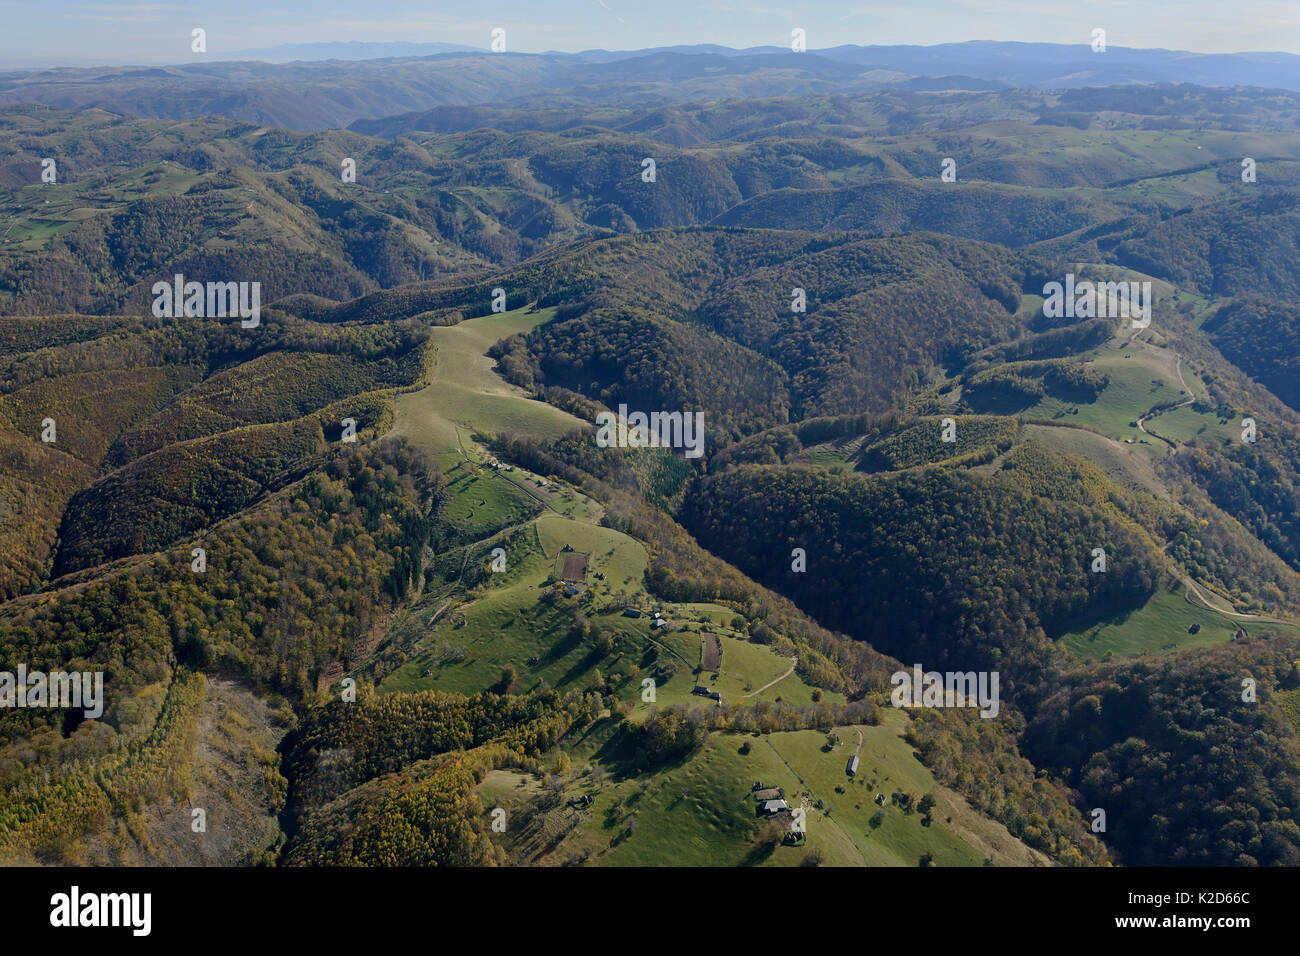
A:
2,0,1298,66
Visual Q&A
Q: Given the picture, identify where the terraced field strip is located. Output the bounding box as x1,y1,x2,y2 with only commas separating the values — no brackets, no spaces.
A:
702,633,722,671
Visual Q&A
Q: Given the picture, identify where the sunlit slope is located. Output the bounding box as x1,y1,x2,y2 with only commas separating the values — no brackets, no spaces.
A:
390,306,584,466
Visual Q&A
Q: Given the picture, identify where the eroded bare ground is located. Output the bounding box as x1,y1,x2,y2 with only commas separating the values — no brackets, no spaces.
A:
76,678,289,866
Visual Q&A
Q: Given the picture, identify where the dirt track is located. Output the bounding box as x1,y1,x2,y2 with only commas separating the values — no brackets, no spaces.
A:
1181,576,1294,626
742,656,797,698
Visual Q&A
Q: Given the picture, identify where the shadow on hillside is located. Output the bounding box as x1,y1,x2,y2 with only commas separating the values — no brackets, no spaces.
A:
1046,586,1154,640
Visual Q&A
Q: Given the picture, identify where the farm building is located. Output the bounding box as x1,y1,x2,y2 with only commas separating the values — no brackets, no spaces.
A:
760,799,788,815
622,608,642,618
846,755,859,777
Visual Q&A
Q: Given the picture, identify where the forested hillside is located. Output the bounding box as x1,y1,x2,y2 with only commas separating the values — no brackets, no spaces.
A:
3,66,1300,870
681,462,1167,696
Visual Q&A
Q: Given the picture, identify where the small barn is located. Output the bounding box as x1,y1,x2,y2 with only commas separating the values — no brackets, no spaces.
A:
846,755,860,777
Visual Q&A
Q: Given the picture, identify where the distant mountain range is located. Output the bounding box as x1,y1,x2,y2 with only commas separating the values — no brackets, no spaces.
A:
1,41,1298,131
226,41,484,62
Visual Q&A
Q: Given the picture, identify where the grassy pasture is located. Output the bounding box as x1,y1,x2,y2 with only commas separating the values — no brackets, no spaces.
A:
390,305,584,467
1142,405,1237,445
1018,423,1166,496
536,513,646,595
551,709,1036,867
1021,348,1182,440
436,462,542,545
1059,585,1241,660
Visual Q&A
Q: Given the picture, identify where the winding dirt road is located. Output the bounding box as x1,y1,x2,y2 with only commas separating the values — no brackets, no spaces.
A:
1135,356,1195,445
741,656,797,698
1181,576,1294,627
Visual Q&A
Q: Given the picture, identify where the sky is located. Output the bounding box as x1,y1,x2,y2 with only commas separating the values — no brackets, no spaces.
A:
1,0,1298,67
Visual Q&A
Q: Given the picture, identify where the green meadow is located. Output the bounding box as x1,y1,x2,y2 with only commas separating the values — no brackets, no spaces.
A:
1058,584,1242,660
436,464,542,545
552,709,1036,867
1022,348,1183,440
390,305,585,467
